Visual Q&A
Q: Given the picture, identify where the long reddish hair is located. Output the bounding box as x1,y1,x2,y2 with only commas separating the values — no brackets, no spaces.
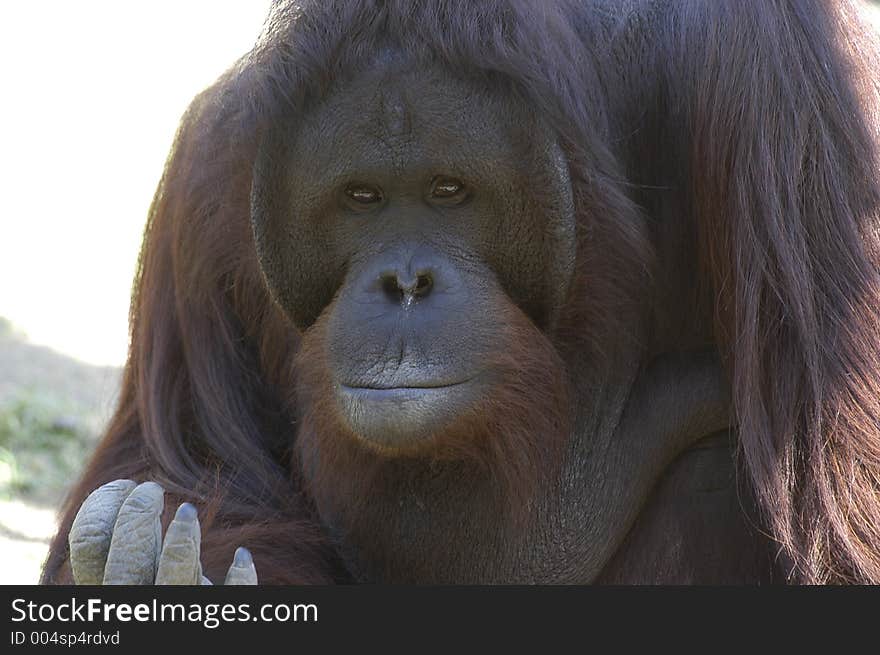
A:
42,0,880,584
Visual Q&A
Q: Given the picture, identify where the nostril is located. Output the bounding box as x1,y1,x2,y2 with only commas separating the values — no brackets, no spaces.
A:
381,274,404,303
379,270,434,304
413,272,433,298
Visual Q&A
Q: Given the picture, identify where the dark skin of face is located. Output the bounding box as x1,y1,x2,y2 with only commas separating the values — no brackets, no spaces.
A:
250,64,730,582
254,65,577,451
49,0,879,587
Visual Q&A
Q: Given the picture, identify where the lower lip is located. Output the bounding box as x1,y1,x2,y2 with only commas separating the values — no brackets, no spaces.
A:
334,381,475,448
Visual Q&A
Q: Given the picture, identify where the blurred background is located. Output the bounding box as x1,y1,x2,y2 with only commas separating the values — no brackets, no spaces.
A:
0,2,878,584
0,1,271,583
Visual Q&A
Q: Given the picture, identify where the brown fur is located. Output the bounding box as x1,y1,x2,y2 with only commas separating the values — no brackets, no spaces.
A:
41,1,880,584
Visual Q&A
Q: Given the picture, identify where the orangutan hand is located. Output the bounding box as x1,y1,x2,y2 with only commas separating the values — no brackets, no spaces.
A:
67,479,257,585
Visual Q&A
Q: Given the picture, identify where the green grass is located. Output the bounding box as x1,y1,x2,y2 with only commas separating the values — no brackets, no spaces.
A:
0,316,120,507
0,390,99,506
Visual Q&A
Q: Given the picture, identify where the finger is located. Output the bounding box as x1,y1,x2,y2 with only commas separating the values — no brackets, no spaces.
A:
68,479,138,585
223,547,258,585
102,481,164,584
155,503,203,585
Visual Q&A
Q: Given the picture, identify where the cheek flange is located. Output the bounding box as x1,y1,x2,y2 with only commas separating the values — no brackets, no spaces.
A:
250,137,344,330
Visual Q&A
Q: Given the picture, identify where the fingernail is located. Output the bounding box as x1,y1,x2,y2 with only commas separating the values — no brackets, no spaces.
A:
233,547,253,567
175,502,198,522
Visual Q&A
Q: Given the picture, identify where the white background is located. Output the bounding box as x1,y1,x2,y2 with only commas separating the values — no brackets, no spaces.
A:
0,1,272,366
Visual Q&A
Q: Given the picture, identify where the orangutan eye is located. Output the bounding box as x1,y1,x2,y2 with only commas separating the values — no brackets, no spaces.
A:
429,176,466,200
344,184,383,205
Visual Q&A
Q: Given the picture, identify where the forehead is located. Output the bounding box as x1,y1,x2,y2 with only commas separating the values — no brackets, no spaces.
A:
284,65,535,181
